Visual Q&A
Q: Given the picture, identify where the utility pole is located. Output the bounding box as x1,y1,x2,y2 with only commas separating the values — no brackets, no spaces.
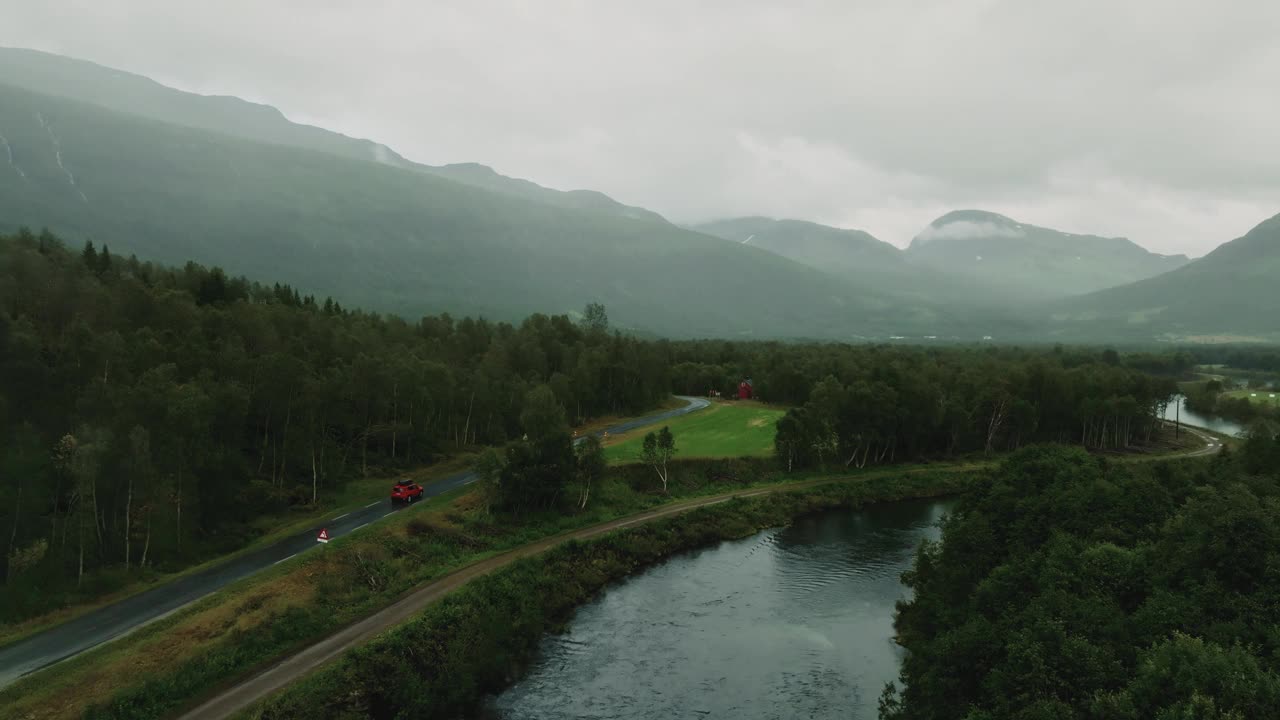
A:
1175,397,1180,439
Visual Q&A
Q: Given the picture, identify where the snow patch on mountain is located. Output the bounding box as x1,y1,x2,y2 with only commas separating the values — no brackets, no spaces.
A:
37,111,87,202
0,126,28,182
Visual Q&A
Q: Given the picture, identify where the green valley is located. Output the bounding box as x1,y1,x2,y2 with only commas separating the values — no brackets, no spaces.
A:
1,20,1279,720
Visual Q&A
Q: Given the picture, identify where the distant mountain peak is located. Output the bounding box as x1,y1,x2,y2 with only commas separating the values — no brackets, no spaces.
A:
905,209,1190,298
914,210,1024,246
931,209,1019,226
439,161,499,176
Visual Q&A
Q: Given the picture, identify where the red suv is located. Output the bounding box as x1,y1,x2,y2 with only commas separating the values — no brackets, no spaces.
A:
391,481,423,504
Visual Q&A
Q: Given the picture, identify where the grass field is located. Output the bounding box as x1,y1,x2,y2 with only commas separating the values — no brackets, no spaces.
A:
1221,388,1280,406
604,401,785,464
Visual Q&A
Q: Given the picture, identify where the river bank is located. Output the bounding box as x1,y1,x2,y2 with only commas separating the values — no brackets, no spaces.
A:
239,469,978,719
489,497,952,719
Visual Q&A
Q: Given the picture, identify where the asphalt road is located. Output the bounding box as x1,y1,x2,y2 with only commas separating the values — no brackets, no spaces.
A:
181,417,1231,720
0,396,710,688
181,484,783,720
1165,421,1225,458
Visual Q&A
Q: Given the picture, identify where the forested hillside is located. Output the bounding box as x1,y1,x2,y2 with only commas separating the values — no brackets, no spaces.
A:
0,47,666,223
1049,212,1280,341
884,439,1280,719
0,227,1196,622
0,229,669,617
0,81,978,339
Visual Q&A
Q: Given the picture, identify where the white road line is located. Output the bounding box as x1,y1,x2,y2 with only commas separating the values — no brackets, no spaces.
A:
333,512,350,520
273,553,298,566
353,523,369,532
365,501,379,508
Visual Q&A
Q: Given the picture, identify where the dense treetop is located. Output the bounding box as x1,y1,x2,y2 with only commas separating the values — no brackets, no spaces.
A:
0,225,1219,630
0,228,668,619
884,436,1280,719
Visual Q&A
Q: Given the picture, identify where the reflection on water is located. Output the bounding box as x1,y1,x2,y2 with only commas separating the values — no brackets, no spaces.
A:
488,499,952,720
1160,395,1245,436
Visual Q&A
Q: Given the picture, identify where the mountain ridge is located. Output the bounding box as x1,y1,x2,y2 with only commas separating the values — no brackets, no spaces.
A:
694,212,1192,305
690,216,908,274
1046,211,1280,341
0,46,666,224
4,46,1268,343
905,209,1190,298
0,79,998,340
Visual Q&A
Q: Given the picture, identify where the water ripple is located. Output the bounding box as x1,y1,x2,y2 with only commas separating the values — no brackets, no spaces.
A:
486,498,952,720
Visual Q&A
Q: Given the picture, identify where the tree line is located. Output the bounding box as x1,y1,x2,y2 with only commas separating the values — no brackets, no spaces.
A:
883,432,1280,719
1184,378,1278,426
665,341,1179,470
0,226,1207,621
1184,345,1280,373
0,229,668,617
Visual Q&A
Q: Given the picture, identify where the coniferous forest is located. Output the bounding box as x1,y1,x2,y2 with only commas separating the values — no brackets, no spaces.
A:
0,229,669,617
0,228,1191,622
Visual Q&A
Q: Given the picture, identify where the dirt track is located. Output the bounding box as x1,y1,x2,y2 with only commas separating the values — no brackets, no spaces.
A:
180,430,1225,720
179,483,792,720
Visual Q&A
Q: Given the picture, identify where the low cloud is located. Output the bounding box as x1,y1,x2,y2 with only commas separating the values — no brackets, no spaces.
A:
914,220,1024,245
2,1,1279,255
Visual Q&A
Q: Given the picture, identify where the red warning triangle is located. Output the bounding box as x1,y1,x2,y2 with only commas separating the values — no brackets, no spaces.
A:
317,528,330,543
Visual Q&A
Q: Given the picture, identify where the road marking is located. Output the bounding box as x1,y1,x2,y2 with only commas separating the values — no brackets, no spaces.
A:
2,396,710,688
273,553,298,566
353,523,369,532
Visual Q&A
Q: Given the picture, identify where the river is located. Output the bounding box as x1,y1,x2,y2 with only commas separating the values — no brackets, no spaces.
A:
487,498,953,720
1160,394,1246,436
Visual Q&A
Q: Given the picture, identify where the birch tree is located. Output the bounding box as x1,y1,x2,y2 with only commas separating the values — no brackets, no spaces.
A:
641,427,677,493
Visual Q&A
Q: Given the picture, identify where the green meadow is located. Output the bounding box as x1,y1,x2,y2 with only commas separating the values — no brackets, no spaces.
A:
604,402,785,464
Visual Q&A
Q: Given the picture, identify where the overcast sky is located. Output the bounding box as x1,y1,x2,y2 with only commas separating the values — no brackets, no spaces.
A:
4,1,1279,256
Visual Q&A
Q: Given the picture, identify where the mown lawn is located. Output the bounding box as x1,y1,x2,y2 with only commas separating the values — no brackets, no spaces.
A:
604,401,784,464
1221,388,1280,406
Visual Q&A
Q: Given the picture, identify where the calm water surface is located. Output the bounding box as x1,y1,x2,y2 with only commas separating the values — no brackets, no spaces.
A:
489,498,953,720
1160,394,1246,436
